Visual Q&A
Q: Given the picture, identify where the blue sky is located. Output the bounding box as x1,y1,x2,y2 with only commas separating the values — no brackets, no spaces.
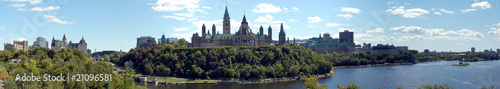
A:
1,0,499,52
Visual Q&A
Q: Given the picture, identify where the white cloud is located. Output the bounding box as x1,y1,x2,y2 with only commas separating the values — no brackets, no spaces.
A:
12,38,27,41
162,15,185,20
355,34,388,42
44,15,74,24
292,7,298,11
440,9,455,14
0,38,3,40
252,3,282,13
254,14,274,23
173,27,189,31
488,27,500,37
434,12,441,15
366,28,384,34
337,14,353,19
8,4,25,7
390,26,484,41
2,0,41,4
287,19,296,22
396,35,425,41
173,13,194,17
390,26,426,35
460,9,476,13
202,6,212,9
172,33,193,42
307,16,322,23
326,22,348,27
0,26,4,29
340,7,361,14
152,0,200,12
455,43,464,45
471,1,491,9
386,6,429,18
30,6,60,11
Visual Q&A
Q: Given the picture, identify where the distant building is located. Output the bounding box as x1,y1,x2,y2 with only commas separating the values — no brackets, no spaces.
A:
92,50,126,57
51,35,89,53
497,49,499,54
51,35,68,51
68,37,88,53
471,47,475,53
302,32,355,53
371,44,408,54
124,60,134,69
191,6,274,47
158,34,179,46
4,40,29,51
33,37,48,48
136,36,156,48
158,34,167,46
484,49,489,53
339,30,354,43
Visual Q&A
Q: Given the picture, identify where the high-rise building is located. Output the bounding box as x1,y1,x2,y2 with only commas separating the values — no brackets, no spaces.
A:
33,37,48,48
4,40,29,51
137,36,156,48
339,30,354,43
471,47,475,53
279,23,286,45
497,49,499,53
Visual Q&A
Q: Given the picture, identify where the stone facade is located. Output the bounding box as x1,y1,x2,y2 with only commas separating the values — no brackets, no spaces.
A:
51,34,88,53
4,40,29,51
191,6,275,47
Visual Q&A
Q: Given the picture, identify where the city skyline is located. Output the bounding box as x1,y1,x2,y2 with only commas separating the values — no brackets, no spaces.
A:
1,0,500,52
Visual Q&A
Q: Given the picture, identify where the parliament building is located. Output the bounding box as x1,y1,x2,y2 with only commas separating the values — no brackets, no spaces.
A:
191,6,283,47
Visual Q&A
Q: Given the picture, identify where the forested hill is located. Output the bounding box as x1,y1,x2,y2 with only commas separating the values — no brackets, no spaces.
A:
117,44,333,79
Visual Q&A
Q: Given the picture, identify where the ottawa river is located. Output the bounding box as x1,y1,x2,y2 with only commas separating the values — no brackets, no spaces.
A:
138,60,500,89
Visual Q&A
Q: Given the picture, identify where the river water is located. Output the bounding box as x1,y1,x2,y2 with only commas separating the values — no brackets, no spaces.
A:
139,60,500,89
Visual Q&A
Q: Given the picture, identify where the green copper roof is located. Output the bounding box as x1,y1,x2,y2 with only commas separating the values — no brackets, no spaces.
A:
279,23,285,36
224,6,230,20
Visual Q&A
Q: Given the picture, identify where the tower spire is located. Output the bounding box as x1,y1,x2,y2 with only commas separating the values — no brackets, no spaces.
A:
241,14,247,24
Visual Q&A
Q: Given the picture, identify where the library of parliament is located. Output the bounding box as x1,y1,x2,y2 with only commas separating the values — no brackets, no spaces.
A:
191,6,286,47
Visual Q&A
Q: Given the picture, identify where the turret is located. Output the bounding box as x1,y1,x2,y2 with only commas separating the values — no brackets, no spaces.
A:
268,26,272,39
202,24,206,38
259,25,263,35
212,24,216,36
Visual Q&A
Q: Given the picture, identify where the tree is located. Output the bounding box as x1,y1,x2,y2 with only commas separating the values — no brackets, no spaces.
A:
303,74,328,89
178,38,187,47
337,81,359,89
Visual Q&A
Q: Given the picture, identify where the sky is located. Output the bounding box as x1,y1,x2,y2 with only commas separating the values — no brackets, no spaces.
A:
0,0,499,52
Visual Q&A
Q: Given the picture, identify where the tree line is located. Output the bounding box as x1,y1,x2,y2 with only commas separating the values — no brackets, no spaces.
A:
117,44,333,79
0,47,145,89
115,43,500,80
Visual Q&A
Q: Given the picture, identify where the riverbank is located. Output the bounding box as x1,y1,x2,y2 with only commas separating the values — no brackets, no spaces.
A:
332,62,416,69
136,71,336,84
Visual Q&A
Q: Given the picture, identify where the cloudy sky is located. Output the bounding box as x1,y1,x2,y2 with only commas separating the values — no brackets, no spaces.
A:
0,0,499,52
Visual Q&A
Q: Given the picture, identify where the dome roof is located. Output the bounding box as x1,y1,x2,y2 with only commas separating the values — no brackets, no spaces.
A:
323,33,331,37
